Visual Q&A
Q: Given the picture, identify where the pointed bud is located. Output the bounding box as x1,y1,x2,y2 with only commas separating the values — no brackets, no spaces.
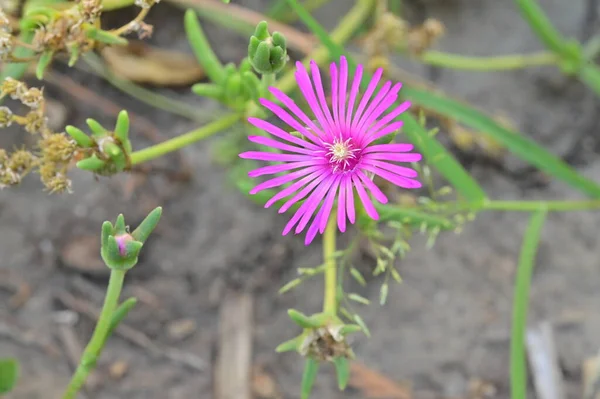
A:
131,206,162,243
248,21,288,74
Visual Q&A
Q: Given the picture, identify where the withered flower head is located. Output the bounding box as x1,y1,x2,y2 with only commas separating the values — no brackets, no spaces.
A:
0,106,13,128
1,77,27,99
19,87,44,109
40,133,76,163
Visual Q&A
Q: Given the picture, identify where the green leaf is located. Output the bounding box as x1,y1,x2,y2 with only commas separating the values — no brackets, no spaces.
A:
301,358,319,399
76,154,106,171
353,314,371,337
510,209,547,399
287,309,321,329
36,51,54,80
279,277,303,294
275,336,301,353
348,293,370,305
114,111,130,148
114,214,126,234
379,283,389,305
373,203,456,230
86,118,106,137
65,125,94,148
192,83,223,100
513,0,570,55
131,207,162,243
86,27,128,45
402,87,600,198
184,9,226,84
106,297,137,339
0,358,19,394
339,324,362,335
333,357,350,390
284,0,487,202
350,267,366,286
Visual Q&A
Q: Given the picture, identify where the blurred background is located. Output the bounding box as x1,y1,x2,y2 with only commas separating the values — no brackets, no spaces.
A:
2,0,600,398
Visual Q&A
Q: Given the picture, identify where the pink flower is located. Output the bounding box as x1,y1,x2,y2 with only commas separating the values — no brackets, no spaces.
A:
240,56,422,245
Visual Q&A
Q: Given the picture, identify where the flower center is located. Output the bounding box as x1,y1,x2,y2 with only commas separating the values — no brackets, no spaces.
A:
324,137,361,173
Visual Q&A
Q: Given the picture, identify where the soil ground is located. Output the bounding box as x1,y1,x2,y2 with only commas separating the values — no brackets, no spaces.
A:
2,0,600,398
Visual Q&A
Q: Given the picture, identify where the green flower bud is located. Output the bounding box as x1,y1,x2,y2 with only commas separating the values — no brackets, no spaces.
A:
100,207,162,270
248,21,288,74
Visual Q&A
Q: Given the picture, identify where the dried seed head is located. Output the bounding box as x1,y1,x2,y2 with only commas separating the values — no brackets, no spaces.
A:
0,106,12,128
299,326,352,361
24,111,48,134
7,149,37,173
1,77,27,99
40,133,76,163
79,0,103,23
44,172,72,193
19,87,44,109
128,21,153,39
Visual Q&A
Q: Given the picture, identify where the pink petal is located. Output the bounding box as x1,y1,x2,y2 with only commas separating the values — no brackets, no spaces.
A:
363,143,414,154
266,169,328,208
356,84,402,135
295,62,334,136
338,56,348,132
248,117,320,150
360,159,418,178
250,165,322,194
248,136,315,155
240,151,313,162
351,174,379,220
318,176,341,233
282,174,334,235
330,62,339,127
361,121,405,146
345,63,363,130
353,81,392,131
337,176,347,232
278,169,330,212
268,87,326,138
309,61,336,131
295,175,337,234
249,160,322,178
351,67,383,130
364,101,411,138
363,152,422,163
346,178,355,224
356,170,388,204
361,164,422,189
304,204,324,245
257,99,322,145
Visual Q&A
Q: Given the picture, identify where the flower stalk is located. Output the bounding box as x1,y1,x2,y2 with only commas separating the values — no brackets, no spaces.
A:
323,214,337,315
61,269,125,399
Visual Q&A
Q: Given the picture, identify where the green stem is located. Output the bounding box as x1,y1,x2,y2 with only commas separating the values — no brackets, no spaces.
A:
261,73,276,98
101,0,135,11
510,210,547,399
420,51,558,71
184,9,226,85
323,214,337,315
61,269,126,399
129,113,242,165
482,199,600,212
513,0,568,55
